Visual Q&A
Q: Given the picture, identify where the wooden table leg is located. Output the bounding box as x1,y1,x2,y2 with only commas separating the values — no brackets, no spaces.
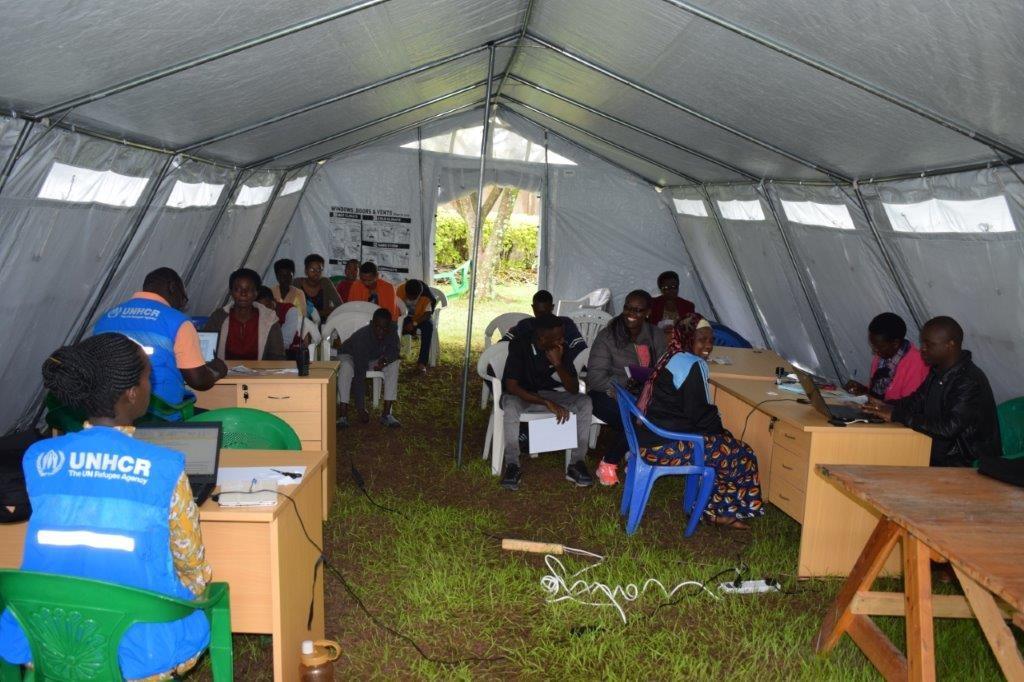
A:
815,517,902,653
903,534,935,682
954,566,1024,680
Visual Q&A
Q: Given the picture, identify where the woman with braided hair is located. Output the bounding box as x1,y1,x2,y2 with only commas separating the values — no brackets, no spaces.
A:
636,313,765,529
0,333,213,681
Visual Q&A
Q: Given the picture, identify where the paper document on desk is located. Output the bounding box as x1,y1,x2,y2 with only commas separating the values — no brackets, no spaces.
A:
227,366,299,376
708,355,732,365
217,466,306,486
527,413,578,453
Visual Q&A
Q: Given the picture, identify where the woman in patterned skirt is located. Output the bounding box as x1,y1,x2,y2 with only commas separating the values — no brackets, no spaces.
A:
636,312,764,529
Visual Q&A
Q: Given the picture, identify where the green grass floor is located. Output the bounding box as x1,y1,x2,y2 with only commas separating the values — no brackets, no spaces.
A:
203,283,1010,680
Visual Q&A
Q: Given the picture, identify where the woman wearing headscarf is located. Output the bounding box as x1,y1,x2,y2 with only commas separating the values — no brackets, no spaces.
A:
636,312,764,529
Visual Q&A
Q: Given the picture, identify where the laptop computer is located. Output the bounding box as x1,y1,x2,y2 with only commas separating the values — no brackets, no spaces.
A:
793,368,882,424
134,422,222,504
197,331,219,362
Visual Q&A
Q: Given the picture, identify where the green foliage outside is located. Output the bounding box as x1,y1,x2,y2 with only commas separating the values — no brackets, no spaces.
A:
434,209,538,283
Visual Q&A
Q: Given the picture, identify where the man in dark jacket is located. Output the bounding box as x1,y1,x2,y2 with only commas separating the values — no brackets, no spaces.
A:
337,308,401,428
863,316,1001,466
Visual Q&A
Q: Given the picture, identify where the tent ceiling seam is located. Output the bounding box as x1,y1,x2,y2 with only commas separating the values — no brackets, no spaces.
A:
247,80,491,168
183,170,250,286
282,101,485,171
492,0,538,103
662,198,720,321
657,0,1024,161
179,33,520,153
524,32,853,183
31,0,396,118
502,95,702,185
0,120,33,197
507,74,760,181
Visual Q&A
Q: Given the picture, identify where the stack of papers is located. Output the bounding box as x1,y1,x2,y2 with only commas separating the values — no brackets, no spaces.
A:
227,366,299,376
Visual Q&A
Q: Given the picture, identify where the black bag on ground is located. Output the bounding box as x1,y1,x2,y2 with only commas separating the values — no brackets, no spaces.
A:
0,429,41,522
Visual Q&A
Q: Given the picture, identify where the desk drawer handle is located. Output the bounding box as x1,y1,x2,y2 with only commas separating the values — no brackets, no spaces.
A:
778,493,791,502
783,433,795,440
781,464,793,471
267,395,291,400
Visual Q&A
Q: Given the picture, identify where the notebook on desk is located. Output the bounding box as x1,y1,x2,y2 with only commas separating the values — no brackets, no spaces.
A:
134,422,222,504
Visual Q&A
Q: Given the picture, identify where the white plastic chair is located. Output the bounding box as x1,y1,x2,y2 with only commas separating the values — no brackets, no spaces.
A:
572,347,605,448
320,311,384,407
398,288,445,367
480,312,530,408
476,343,573,476
567,308,613,347
555,288,612,316
331,301,379,318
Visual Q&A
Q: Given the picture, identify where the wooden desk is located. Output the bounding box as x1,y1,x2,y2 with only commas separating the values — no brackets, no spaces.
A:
815,465,1024,681
711,377,931,577
0,449,326,682
708,347,793,381
196,361,338,516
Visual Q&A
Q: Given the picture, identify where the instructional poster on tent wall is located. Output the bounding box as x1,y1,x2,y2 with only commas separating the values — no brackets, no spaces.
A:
328,205,412,278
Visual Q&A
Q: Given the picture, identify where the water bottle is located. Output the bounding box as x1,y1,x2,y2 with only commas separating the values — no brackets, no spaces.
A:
299,639,340,680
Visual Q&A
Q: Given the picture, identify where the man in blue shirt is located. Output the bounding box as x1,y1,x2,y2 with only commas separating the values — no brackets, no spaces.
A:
500,314,594,490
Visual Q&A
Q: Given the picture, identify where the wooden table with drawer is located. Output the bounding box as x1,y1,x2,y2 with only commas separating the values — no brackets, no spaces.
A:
711,376,931,577
195,361,338,517
708,347,793,381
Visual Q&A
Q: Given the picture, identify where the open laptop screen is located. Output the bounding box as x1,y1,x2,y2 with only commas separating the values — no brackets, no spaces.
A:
197,331,219,362
134,423,221,476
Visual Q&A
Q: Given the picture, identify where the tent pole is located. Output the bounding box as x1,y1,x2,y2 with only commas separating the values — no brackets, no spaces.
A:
32,0,397,118
759,182,846,379
662,200,720,321
68,154,178,345
508,75,759,181
492,0,538,102
655,0,1024,161
845,184,927,330
700,185,772,348
539,130,551,290
503,97,703,184
506,106,668,187
179,36,517,153
280,101,482,172
526,33,853,183
455,43,497,468
183,170,249,287
0,120,33,197
416,127,431,280
247,82,489,168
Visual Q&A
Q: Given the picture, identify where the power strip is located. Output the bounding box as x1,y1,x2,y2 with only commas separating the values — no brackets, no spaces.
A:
718,579,780,595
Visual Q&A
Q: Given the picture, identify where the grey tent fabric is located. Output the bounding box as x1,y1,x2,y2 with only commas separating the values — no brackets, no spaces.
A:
0,127,166,431
1,2,1023,432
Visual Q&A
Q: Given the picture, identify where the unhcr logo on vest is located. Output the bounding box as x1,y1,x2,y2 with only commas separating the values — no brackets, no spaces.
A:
108,305,160,321
66,451,152,485
36,450,66,477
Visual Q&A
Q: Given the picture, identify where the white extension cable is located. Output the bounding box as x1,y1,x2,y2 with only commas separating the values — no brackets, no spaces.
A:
539,547,718,624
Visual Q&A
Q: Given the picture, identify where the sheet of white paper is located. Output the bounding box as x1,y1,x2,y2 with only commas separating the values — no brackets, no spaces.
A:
227,366,298,376
216,466,305,486
527,413,577,453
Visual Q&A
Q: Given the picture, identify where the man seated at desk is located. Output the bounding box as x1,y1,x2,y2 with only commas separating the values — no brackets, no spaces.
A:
337,308,401,428
863,316,1002,467
501,290,587,367
94,267,227,421
500,313,594,491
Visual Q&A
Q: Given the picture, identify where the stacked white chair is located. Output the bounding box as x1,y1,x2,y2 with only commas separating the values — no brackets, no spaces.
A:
567,308,613,347
480,312,530,408
555,288,612,316
572,347,604,448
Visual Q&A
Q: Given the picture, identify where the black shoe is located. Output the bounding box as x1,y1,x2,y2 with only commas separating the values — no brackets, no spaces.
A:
566,461,594,487
500,463,522,491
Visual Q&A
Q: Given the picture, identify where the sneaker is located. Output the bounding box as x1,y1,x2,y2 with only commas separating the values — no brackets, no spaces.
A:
500,463,522,491
379,413,401,428
596,460,619,486
336,415,349,428
566,461,594,487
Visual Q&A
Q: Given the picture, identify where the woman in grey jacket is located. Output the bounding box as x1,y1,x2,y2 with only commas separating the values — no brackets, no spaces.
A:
588,290,667,486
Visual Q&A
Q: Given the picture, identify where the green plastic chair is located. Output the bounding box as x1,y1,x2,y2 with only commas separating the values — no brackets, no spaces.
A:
44,393,195,434
0,569,232,681
188,408,301,450
997,396,1024,460
432,261,470,300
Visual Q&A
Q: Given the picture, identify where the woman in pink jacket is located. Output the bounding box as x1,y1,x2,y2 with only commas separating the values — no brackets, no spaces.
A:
845,312,929,402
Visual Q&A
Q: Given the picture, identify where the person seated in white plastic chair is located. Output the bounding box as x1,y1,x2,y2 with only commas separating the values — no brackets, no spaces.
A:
396,279,437,374
501,290,587,366
499,313,594,491
256,286,303,360
336,308,401,428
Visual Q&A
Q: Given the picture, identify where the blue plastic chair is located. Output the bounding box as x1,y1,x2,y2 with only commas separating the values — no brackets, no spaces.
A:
614,384,716,537
710,322,752,349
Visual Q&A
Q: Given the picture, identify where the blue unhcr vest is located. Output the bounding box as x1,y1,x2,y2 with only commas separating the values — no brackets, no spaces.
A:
0,427,210,679
94,296,194,420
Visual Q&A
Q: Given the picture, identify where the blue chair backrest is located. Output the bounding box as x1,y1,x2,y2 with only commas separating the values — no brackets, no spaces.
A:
614,384,705,465
710,322,752,349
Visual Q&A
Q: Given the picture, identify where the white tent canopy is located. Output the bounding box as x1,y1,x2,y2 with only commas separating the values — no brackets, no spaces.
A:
0,0,1022,433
